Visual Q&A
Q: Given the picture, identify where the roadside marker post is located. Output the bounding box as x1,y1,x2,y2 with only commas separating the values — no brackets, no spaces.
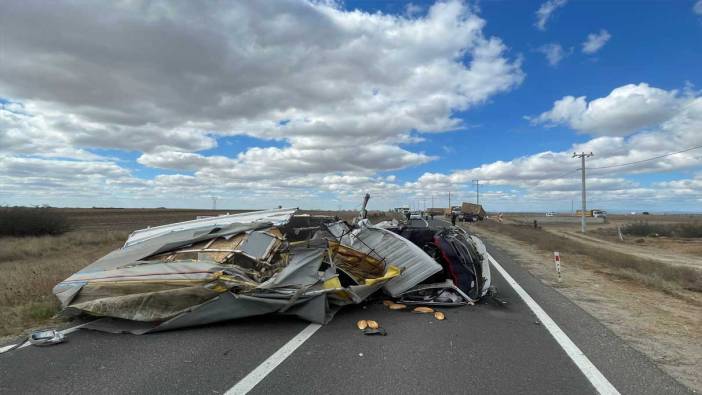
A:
553,252,562,282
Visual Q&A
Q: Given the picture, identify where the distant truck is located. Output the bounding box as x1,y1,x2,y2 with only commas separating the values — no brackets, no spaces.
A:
444,206,461,217
576,209,607,218
460,202,486,222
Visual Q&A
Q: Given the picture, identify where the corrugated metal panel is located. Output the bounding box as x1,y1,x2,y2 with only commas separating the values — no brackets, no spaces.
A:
124,208,296,248
328,221,442,297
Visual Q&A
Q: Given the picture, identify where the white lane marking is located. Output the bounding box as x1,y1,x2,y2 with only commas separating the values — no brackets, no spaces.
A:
225,323,322,395
0,323,88,354
487,252,620,395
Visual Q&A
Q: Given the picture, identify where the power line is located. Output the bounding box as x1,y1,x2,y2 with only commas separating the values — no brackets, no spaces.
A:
547,144,702,179
551,168,580,179
585,144,702,171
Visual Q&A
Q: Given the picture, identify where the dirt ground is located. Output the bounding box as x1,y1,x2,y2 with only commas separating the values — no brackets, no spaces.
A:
465,221,702,392
506,213,702,259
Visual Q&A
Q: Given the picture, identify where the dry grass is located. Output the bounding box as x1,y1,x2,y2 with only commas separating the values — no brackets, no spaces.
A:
623,221,702,238
0,230,127,337
476,221,702,295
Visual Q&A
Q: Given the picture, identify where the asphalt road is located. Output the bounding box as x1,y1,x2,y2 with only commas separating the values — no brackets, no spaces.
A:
0,219,692,394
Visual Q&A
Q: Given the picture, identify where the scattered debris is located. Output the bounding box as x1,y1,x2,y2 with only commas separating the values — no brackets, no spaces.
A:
52,196,495,334
413,306,434,314
362,327,387,336
434,311,446,320
356,319,386,335
379,223,492,302
326,219,443,297
28,329,65,346
398,281,474,306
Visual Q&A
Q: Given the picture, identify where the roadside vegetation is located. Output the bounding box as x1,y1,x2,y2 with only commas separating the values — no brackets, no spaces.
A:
623,221,702,238
0,231,128,337
0,206,71,237
475,220,702,295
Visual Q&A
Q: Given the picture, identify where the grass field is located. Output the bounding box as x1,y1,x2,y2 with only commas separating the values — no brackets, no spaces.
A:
0,208,386,338
475,218,702,295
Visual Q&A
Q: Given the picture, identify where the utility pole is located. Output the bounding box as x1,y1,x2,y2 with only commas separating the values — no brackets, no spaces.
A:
431,194,434,210
473,179,480,205
573,152,593,233
448,191,451,212
210,196,218,210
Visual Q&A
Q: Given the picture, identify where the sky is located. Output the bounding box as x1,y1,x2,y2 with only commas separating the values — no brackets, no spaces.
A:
1,0,701,212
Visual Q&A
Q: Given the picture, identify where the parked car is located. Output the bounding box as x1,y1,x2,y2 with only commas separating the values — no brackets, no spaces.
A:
546,211,556,217
409,211,422,220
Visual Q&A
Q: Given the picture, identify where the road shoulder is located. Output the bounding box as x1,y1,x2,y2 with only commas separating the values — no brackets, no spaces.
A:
471,224,700,393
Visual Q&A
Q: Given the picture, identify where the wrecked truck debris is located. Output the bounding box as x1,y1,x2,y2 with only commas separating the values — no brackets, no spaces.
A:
382,222,492,302
326,219,443,297
53,209,404,333
52,198,494,334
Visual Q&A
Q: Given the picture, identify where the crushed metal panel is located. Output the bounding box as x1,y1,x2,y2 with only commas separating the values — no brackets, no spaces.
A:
327,220,442,297
124,208,296,248
150,292,283,332
397,280,474,306
328,241,385,284
53,281,85,307
240,230,279,261
470,235,492,296
66,222,264,277
258,245,325,289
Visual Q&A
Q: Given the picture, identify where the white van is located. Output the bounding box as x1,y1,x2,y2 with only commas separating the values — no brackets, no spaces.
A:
592,209,607,218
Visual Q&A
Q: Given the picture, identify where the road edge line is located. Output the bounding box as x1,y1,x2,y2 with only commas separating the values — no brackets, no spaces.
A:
487,251,620,395
224,323,322,395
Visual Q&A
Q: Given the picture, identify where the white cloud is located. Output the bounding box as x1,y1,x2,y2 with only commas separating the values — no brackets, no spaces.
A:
694,0,702,15
582,29,611,54
402,84,702,210
535,0,568,31
0,0,523,203
139,144,435,178
537,43,568,66
531,83,681,135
